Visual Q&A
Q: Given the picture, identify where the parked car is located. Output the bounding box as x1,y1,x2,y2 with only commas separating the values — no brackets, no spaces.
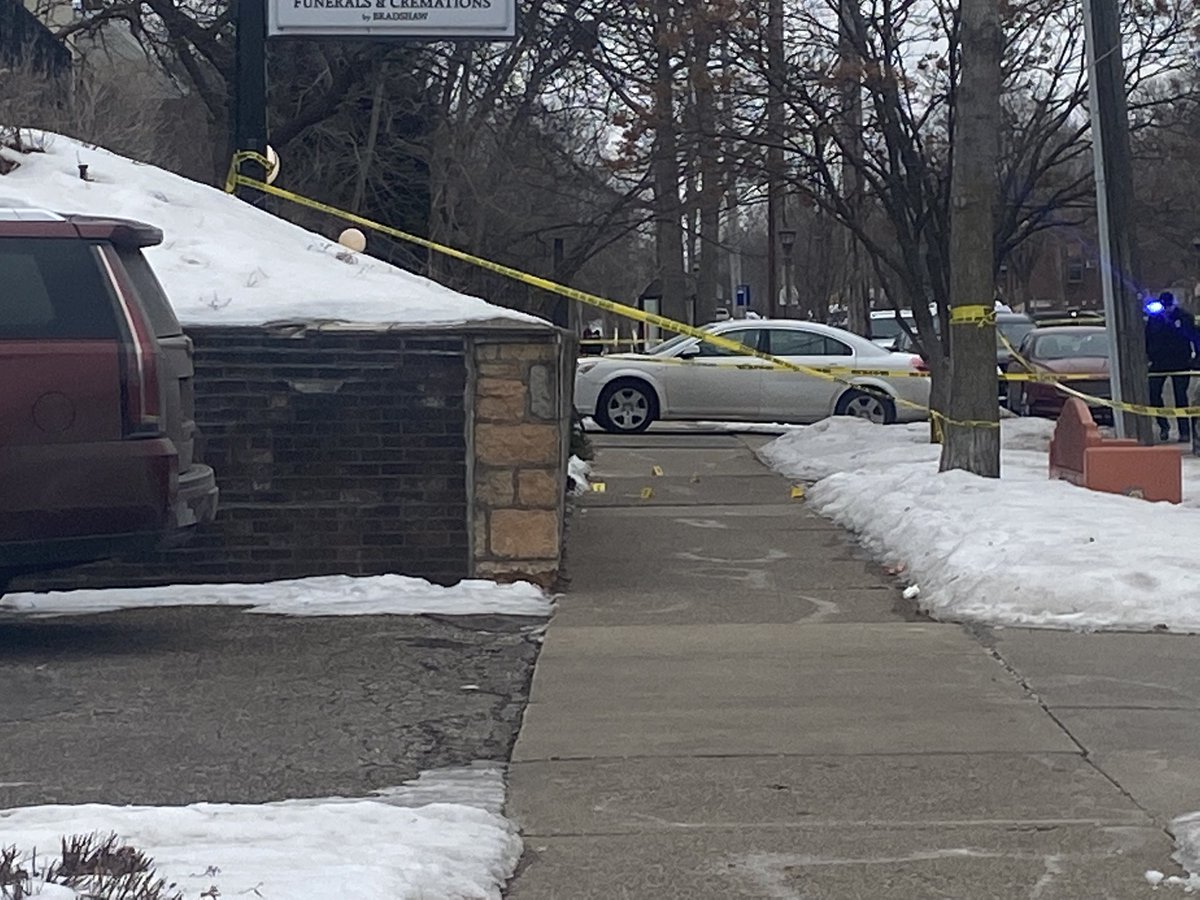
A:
993,312,1035,402
889,311,1034,403
575,319,931,433
1004,325,1111,420
0,207,218,591
868,308,917,348
1030,309,1105,327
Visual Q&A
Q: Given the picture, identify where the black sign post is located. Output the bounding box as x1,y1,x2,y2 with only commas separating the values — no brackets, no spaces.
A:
233,0,268,206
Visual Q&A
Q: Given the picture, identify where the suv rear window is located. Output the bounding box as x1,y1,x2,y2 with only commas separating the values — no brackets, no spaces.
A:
116,247,181,336
0,238,118,339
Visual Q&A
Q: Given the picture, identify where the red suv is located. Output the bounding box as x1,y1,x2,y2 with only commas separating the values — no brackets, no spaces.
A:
0,208,218,589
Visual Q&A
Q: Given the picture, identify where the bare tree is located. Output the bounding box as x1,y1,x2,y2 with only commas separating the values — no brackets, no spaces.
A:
721,0,1195,426
941,0,1002,475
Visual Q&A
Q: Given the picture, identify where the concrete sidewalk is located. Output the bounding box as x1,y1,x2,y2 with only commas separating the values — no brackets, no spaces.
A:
504,430,1180,898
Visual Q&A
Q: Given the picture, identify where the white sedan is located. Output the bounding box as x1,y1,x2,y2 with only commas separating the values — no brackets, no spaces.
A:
575,319,931,434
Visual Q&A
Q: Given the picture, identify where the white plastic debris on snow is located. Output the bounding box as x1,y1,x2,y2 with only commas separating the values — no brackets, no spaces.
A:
0,573,552,618
6,764,521,900
760,418,1200,633
0,131,544,329
568,454,592,495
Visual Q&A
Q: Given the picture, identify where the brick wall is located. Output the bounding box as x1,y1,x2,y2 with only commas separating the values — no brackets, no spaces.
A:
14,322,572,593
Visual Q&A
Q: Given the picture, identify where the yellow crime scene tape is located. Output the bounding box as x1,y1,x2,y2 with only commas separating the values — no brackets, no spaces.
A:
950,304,996,326
225,152,1198,425
225,151,992,426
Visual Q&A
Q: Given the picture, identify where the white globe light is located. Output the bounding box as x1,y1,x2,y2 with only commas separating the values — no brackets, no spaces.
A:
264,145,281,185
338,228,367,253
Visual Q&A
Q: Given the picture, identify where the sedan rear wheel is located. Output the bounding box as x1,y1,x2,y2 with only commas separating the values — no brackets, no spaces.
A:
835,388,897,425
595,379,658,434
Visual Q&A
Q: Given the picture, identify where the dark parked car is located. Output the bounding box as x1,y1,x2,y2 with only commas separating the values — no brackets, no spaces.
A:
0,207,218,590
1004,325,1111,420
889,311,1034,402
1030,308,1105,326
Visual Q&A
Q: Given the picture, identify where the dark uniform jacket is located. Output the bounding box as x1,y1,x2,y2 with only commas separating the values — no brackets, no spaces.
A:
1146,307,1197,372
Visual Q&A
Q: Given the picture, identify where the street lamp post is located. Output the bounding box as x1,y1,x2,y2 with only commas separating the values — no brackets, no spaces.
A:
779,227,797,319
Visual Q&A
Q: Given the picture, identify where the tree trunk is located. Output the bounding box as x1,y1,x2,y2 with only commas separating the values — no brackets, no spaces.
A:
653,0,688,324
351,62,387,214
940,0,1002,476
766,0,785,318
693,29,721,323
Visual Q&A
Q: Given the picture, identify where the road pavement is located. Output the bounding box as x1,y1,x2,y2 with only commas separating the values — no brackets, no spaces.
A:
0,606,542,807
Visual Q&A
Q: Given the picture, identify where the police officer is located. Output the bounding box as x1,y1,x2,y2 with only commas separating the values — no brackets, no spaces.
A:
1145,291,1197,442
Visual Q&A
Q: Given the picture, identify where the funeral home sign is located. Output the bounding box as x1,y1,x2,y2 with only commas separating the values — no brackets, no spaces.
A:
268,0,517,39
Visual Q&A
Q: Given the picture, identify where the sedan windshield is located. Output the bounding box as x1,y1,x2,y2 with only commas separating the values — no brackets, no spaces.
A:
870,315,912,341
646,324,720,355
1031,330,1109,360
997,320,1035,349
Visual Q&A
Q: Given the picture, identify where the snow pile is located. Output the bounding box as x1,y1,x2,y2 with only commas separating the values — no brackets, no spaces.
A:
0,573,552,618
760,417,944,480
761,418,1200,632
0,131,545,329
5,765,521,900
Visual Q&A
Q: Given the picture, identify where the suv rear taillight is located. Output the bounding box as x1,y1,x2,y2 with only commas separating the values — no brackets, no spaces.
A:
910,355,929,373
98,246,162,436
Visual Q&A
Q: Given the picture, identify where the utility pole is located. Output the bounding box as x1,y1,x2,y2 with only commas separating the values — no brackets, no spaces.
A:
233,0,268,205
1083,0,1152,442
766,0,784,319
940,0,1001,476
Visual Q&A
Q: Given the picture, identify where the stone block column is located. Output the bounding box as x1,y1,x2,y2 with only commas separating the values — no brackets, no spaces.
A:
470,336,569,587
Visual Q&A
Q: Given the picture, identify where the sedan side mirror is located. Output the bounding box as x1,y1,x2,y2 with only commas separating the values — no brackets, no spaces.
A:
678,346,700,360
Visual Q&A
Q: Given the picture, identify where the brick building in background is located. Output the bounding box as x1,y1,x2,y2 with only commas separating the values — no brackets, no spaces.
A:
997,231,1104,313
998,226,1200,315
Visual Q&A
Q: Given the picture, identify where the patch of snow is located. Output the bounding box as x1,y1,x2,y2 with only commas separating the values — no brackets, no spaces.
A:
1145,811,1200,890
372,761,507,815
0,131,545,329
7,764,520,900
695,421,808,435
760,417,1200,633
0,573,552,618
28,885,78,899
580,417,806,436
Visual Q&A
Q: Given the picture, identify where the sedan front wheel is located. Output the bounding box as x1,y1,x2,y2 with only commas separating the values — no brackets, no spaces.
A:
835,388,897,425
595,379,658,434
